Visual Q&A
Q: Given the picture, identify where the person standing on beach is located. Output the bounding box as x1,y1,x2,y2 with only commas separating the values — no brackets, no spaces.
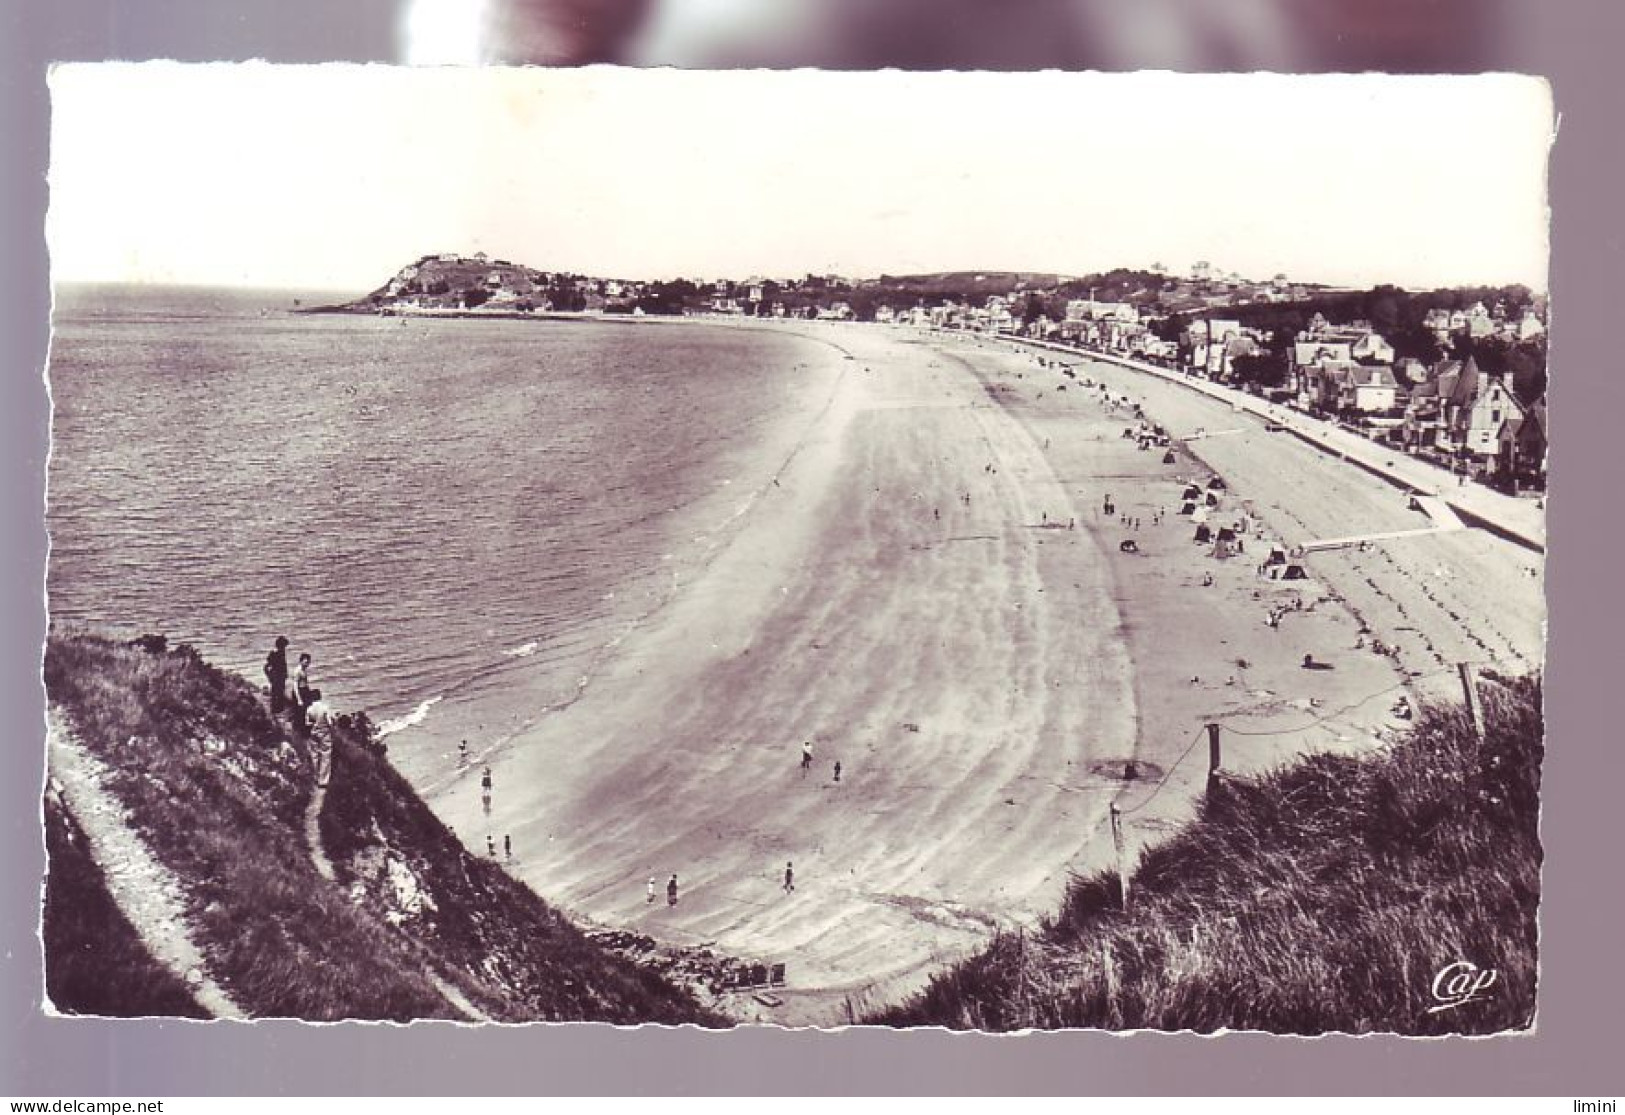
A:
263,636,290,715
783,862,795,893
667,874,679,907
481,765,493,813
833,760,842,783
487,835,497,858
304,688,335,788
800,741,814,777
458,739,469,767
504,834,512,861
646,876,657,904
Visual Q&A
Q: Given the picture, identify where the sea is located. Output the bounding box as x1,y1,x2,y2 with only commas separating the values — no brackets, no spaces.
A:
46,284,839,770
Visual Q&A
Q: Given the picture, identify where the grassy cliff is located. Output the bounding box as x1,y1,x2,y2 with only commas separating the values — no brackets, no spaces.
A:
874,674,1543,1034
42,633,721,1025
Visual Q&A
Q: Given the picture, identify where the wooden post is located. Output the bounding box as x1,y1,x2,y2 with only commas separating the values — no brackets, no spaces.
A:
1206,723,1223,797
1459,662,1486,741
1109,802,1130,910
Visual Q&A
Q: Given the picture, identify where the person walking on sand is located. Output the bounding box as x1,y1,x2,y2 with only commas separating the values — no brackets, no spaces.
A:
667,874,679,907
504,834,512,861
783,862,795,893
458,739,469,767
263,636,290,715
800,740,814,777
487,835,497,858
481,765,493,813
833,760,842,783
304,688,335,788
646,876,657,904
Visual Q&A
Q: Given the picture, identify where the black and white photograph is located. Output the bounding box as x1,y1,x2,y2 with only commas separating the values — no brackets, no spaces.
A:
40,64,1550,1036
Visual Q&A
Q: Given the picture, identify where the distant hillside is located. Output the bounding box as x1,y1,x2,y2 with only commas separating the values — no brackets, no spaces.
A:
321,253,599,314
42,633,722,1024
874,675,1542,1035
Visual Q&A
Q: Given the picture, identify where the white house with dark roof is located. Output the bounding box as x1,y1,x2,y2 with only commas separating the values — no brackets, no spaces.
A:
1401,356,1526,470
1350,331,1396,365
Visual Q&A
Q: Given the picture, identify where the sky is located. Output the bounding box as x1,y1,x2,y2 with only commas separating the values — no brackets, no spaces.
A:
47,65,1553,293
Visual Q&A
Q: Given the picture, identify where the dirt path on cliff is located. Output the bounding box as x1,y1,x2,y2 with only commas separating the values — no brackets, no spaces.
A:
46,711,245,1020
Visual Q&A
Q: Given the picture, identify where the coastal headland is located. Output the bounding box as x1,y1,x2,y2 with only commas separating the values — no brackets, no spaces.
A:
401,319,1544,1025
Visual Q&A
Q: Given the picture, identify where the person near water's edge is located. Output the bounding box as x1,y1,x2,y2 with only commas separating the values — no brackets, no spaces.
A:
292,652,315,730
646,876,657,904
264,636,289,715
667,874,679,906
304,688,335,787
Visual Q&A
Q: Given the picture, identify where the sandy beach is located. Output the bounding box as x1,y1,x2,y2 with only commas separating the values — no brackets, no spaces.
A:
415,321,1545,1025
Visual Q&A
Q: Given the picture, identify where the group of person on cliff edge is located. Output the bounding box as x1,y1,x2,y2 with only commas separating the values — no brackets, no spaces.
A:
264,635,334,786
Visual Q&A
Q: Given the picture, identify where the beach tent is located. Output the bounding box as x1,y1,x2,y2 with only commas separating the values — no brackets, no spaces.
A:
1216,527,1237,543
1182,485,1201,501
1211,537,1238,559
1266,548,1288,566
1179,501,1197,516
1208,477,1228,490
1205,492,1221,507
1162,450,1177,464
1194,524,1213,543
1279,564,1308,581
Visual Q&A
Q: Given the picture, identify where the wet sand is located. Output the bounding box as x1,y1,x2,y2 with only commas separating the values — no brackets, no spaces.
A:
415,322,1545,1026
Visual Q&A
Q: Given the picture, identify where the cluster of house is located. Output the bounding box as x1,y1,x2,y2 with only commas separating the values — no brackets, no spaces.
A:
879,296,1181,361
710,280,857,319
893,292,1548,485
1284,311,1547,483
1422,301,1547,345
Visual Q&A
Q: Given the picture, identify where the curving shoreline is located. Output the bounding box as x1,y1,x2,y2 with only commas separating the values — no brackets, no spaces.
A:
373,318,1544,1024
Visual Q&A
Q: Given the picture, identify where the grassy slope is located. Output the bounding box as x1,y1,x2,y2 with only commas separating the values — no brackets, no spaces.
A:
42,634,720,1025
875,675,1542,1035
